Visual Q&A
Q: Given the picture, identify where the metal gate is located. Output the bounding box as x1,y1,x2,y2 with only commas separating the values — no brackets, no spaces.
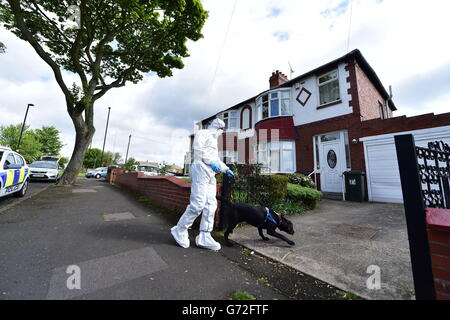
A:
395,134,450,300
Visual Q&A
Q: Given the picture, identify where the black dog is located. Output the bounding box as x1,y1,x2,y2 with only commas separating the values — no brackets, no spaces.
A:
217,196,295,247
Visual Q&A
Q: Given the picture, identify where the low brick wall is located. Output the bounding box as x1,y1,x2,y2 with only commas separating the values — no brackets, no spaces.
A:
426,208,450,300
110,169,222,228
138,176,191,213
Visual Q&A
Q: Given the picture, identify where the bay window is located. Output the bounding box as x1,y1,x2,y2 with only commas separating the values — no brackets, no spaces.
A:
256,89,291,121
318,70,340,106
256,140,295,173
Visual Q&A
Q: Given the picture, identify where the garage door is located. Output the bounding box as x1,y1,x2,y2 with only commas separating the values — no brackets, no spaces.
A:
362,126,450,203
365,142,403,203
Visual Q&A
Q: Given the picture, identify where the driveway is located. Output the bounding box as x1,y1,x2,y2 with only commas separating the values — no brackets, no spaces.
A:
231,199,415,300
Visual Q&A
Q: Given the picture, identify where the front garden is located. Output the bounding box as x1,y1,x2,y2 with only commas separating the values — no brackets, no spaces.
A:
220,165,322,216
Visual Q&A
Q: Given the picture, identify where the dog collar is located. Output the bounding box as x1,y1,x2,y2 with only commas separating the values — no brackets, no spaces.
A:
264,207,278,225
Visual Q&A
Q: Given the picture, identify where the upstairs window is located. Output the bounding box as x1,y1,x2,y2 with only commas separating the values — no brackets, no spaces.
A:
222,111,238,130
318,70,340,106
241,107,251,130
256,89,291,122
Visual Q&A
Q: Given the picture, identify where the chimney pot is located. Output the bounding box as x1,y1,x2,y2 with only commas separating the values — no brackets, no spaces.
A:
269,70,289,89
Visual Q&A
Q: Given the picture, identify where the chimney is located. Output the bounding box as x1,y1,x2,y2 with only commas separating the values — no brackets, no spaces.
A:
269,70,289,89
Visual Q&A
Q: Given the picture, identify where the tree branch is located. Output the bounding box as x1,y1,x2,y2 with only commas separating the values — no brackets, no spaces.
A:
8,0,74,112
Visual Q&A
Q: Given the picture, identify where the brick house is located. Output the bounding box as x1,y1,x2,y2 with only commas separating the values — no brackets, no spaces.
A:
186,49,450,201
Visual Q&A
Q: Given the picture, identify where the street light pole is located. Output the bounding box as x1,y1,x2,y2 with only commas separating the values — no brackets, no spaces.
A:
17,103,34,152
125,134,132,164
100,107,111,166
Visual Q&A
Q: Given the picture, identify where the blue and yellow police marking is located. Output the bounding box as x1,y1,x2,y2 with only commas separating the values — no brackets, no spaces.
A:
13,169,20,185
1,168,27,190
5,170,15,187
0,172,6,187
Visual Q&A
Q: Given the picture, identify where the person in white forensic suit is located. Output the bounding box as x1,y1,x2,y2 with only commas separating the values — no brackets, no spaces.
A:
171,118,234,251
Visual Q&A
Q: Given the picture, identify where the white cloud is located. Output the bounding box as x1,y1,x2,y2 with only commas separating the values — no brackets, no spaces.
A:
1,0,449,167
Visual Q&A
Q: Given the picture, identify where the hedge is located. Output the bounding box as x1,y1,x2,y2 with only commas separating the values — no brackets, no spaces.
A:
287,173,316,189
286,183,322,210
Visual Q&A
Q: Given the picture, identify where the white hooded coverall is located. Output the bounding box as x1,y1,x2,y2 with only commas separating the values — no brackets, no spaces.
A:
171,119,229,250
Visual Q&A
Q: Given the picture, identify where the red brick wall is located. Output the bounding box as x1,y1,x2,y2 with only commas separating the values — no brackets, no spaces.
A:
426,208,450,300
111,170,223,228
355,63,386,121
113,171,142,192
137,176,191,213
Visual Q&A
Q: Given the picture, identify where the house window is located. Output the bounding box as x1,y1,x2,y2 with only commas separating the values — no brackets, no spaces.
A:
318,70,340,106
256,89,291,121
220,150,237,164
241,107,251,129
379,102,385,119
257,140,295,173
222,111,238,130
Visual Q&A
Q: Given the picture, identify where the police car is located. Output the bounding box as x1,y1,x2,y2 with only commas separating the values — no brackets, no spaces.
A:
0,146,30,199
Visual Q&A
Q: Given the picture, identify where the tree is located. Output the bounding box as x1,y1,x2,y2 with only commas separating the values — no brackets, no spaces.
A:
0,41,5,53
123,157,137,171
0,124,42,163
35,125,64,155
0,0,208,185
102,151,121,167
83,148,102,169
58,156,68,170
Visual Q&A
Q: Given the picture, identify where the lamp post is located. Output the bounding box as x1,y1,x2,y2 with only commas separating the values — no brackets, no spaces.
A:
100,107,111,166
17,103,34,152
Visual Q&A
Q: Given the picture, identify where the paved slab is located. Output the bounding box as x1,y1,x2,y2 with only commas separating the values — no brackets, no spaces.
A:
231,199,415,300
46,246,168,299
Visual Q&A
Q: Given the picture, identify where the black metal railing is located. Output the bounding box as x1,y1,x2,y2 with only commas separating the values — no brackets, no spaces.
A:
222,164,272,206
416,140,450,209
394,134,450,300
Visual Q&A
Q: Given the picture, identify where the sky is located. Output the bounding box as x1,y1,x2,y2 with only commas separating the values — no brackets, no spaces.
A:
0,0,449,167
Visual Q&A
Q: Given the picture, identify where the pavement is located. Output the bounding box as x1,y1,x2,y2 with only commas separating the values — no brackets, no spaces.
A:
0,181,52,214
231,199,416,300
0,178,289,300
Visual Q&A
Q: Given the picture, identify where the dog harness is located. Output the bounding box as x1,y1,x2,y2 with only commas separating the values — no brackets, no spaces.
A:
264,207,279,226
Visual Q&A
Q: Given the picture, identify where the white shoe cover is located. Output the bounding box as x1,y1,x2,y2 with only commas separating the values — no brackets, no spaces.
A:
171,226,190,248
195,232,221,251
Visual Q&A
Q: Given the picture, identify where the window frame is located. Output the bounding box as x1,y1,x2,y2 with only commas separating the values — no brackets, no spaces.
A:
13,153,25,167
256,140,295,173
222,111,238,130
317,69,340,107
256,89,291,122
4,153,16,169
240,106,252,130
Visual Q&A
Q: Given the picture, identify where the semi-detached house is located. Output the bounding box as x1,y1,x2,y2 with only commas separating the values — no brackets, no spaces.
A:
186,49,450,203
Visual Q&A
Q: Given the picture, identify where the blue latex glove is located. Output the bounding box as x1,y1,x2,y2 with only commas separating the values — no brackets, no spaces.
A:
226,170,234,178
209,162,221,173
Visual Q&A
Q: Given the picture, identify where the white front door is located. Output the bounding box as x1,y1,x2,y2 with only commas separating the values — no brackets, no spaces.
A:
320,141,343,193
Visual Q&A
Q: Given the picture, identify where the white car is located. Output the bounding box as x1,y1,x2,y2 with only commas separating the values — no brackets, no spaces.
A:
0,146,30,198
29,160,60,181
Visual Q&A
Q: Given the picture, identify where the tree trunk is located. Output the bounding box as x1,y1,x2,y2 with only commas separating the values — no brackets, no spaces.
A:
58,113,95,185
